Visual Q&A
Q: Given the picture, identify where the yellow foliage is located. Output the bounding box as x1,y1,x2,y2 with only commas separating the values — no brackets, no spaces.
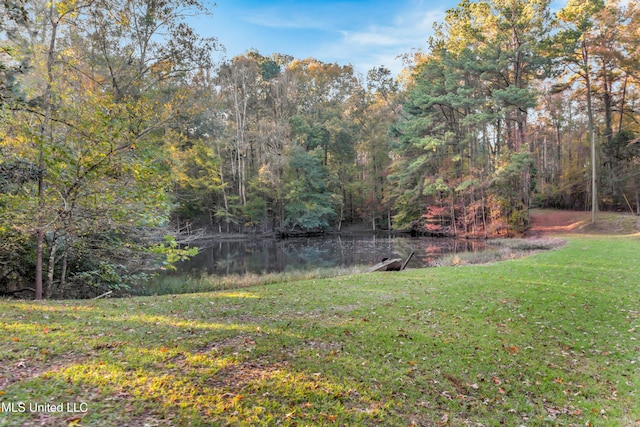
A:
52,0,79,18
116,10,130,27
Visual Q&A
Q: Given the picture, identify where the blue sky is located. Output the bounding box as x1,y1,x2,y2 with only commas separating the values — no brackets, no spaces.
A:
194,0,568,77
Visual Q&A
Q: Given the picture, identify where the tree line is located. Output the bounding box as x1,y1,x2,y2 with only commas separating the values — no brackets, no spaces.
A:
393,0,640,237
1,0,639,298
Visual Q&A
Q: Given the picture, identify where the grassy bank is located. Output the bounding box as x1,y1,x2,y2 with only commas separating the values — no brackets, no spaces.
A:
144,239,563,296
1,234,639,426
140,266,368,296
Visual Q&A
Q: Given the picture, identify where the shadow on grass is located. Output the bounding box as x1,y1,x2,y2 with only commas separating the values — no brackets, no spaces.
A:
0,293,391,426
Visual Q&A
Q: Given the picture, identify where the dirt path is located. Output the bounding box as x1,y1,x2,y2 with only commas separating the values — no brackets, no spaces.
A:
528,209,591,234
528,209,640,235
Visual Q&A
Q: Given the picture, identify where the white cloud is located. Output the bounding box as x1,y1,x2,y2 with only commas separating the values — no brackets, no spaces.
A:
318,4,447,76
213,0,449,77
243,6,332,31
340,29,400,47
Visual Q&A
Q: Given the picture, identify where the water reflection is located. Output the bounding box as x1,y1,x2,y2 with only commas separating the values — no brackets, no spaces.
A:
173,235,485,276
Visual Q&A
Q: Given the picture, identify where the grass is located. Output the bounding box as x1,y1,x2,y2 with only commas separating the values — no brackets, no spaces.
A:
581,211,640,235
434,237,566,267
139,266,368,296
146,238,565,295
1,234,640,426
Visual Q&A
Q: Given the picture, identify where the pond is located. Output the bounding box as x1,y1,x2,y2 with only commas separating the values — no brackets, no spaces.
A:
172,234,486,277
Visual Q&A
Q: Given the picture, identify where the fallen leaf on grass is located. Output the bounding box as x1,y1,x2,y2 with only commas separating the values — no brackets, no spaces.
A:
547,406,585,418
438,412,449,425
321,413,337,422
66,417,82,426
441,391,453,400
547,407,560,415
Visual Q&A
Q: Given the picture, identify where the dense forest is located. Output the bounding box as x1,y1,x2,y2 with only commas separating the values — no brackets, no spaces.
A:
1,0,639,298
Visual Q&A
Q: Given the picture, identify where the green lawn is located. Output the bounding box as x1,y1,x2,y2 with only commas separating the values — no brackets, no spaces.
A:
1,234,639,426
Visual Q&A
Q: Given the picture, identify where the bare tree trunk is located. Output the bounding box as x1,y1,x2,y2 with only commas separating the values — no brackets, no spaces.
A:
45,237,58,298
60,241,68,295
35,1,60,300
542,136,547,187
35,229,44,300
618,75,627,133
481,187,487,238
635,180,639,216
582,42,597,223
213,142,231,233
450,193,457,237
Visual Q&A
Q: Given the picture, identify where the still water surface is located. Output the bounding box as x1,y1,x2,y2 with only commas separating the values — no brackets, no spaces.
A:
175,235,485,276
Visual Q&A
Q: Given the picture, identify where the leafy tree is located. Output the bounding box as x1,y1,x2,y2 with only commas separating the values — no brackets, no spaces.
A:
216,55,261,208
0,0,28,107
389,0,552,235
1,0,217,298
349,66,398,230
556,0,606,222
283,147,335,231
490,151,534,232
287,59,359,164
